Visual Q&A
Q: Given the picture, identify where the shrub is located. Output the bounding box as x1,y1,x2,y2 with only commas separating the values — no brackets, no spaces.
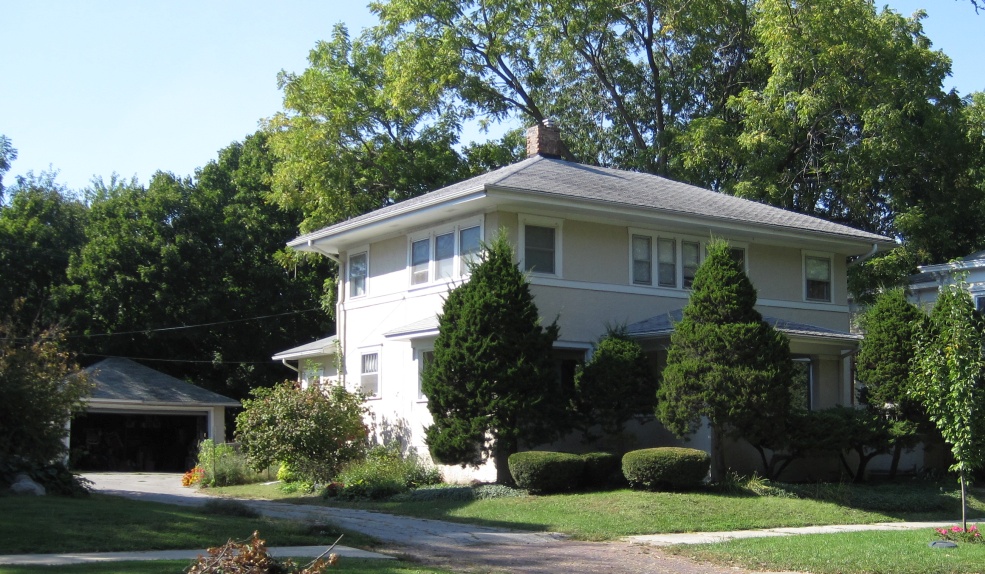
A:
508,451,584,494
182,466,205,487
236,381,368,485
0,459,90,496
579,452,621,489
333,444,441,500
196,440,259,487
622,447,710,491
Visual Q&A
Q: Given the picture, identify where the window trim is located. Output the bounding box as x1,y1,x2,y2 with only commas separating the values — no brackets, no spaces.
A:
415,346,434,402
803,251,834,303
406,217,484,287
628,230,747,290
358,347,382,399
347,247,370,299
519,214,563,277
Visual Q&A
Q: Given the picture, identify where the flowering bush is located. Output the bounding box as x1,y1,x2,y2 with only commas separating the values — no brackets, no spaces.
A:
935,524,984,544
182,466,205,487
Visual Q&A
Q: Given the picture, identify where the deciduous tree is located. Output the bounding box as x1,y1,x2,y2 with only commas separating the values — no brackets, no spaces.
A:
911,285,985,530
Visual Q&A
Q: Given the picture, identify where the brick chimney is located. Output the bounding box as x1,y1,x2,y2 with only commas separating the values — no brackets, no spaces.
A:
526,119,563,158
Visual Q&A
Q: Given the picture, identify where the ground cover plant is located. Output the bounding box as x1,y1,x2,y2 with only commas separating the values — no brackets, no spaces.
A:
674,528,985,574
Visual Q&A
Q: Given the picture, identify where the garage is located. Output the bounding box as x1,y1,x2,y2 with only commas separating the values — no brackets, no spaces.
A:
69,358,240,472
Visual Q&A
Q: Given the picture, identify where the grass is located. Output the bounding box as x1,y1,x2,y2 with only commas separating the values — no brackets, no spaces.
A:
0,494,367,555
210,479,985,541
671,529,985,574
0,494,454,574
0,559,449,574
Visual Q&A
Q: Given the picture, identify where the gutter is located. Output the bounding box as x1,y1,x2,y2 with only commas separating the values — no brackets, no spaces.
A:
281,359,299,373
848,243,879,267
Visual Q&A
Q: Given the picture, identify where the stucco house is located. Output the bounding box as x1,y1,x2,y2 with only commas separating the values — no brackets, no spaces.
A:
273,123,895,482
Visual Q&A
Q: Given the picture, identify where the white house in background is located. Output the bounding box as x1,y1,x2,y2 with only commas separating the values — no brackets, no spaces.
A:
272,122,896,482
908,250,985,312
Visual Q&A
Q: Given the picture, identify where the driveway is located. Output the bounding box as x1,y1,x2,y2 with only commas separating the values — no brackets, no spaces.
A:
82,472,766,574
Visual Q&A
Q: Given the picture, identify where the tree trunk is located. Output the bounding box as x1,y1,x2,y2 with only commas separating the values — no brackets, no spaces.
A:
889,442,903,480
961,470,968,531
710,427,726,482
493,443,516,486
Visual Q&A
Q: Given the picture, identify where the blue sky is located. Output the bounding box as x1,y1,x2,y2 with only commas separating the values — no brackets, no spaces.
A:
2,1,982,193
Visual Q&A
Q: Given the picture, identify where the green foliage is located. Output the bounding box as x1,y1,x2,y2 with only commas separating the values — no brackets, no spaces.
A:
573,329,655,438
911,284,985,527
0,459,91,497
656,239,793,477
0,317,91,468
508,451,585,494
62,134,331,400
332,444,441,500
0,173,88,328
422,232,564,483
0,134,15,198
858,289,925,414
621,447,711,491
194,440,261,487
579,452,622,489
235,382,368,484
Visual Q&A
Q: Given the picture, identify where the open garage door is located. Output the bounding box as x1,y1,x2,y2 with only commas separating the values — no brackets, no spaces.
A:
70,411,207,472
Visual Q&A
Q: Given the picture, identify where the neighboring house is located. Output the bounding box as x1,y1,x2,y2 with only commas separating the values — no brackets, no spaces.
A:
273,122,895,482
69,358,240,472
908,250,985,313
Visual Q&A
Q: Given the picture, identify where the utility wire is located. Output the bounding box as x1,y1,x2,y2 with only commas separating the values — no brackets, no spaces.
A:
67,308,323,339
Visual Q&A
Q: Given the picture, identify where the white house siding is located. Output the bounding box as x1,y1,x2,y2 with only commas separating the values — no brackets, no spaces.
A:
318,208,869,482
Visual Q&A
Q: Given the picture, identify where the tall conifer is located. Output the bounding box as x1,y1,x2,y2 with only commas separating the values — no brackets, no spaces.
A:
656,239,794,478
422,232,563,483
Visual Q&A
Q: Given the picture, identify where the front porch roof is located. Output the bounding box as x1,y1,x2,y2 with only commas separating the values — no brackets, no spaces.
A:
384,316,440,340
625,309,861,344
271,335,338,361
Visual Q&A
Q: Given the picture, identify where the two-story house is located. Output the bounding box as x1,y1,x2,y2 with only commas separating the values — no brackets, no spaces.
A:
273,122,895,482
909,250,985,312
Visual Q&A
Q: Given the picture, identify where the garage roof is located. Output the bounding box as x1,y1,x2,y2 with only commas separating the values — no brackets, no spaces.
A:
83,358,240,408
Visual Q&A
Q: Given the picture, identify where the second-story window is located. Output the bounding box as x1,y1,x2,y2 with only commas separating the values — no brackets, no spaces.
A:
411,238,430,285
682,241,701,289
657,238,677,287
805,254,832,302
524,225,556,274
407,218,485,287
632,235,652,285
349,251,368,297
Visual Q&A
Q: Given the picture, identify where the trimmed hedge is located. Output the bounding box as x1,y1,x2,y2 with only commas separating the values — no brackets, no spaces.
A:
508,451,584,493
622,447,710,491
580,452,621,488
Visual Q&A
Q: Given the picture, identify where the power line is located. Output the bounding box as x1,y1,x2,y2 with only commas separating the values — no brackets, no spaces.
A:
80,353,275,365
69,308,323,339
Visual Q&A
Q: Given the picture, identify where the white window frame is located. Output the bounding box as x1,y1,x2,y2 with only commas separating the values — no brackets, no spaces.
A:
347,248,369,298
358,347,381,399
803,251,834,303
628,230,747,290
519,214,563,277
407,217,484,287
415,346,434,402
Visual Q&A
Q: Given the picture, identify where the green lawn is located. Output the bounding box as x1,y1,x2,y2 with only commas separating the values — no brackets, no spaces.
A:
211,480,985,541
0,495,452,574
672,529,985,574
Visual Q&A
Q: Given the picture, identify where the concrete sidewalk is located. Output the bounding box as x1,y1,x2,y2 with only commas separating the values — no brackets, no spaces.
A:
0,545,392,566
623,519,985,546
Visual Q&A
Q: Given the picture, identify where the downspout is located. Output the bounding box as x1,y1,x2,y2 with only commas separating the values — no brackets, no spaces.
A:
281,359,299,373
307,240,346,387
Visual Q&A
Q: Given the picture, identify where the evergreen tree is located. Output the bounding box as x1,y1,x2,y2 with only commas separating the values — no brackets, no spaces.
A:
856,289,926,478
656,239,794,479
573,328,655,440
422,232,563,484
